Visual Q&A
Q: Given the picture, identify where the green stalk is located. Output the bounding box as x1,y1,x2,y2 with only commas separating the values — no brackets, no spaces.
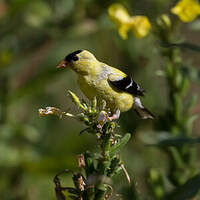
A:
43,94,132,200
0,75,8,124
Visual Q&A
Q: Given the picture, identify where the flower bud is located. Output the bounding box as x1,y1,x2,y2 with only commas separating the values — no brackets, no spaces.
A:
157,14,171,29
68,90,87,111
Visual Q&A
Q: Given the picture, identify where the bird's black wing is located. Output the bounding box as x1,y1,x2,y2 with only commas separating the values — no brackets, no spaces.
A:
108,74,145,96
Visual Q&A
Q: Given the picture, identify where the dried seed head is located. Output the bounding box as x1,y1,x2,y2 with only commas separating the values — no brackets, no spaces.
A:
77,154,86,168
39,107,63,118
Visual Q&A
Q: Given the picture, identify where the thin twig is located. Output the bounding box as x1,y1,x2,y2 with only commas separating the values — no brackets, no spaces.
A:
121,164,131,185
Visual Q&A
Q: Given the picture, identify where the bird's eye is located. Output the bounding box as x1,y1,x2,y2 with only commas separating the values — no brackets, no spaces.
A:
72,56,78,61
65,50,82,62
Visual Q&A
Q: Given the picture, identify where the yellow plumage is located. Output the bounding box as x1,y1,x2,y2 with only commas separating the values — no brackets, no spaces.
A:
77,66,133,112
57,50,154,119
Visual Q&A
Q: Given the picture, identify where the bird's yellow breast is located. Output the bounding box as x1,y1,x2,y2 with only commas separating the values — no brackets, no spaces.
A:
77,68,134,112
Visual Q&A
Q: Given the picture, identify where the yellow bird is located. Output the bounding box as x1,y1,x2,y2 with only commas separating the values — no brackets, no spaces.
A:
57,50,154,120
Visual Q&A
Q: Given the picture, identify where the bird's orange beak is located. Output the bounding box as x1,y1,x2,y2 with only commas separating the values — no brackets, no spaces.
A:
56,60,69,69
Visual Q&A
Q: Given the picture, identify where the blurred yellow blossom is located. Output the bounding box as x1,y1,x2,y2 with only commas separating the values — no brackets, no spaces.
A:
171,0,200,22
130,16,151,38
108,3,132,39
108,3,151,39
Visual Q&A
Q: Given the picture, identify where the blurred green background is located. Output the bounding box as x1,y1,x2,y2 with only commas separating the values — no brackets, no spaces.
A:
0,0,200,199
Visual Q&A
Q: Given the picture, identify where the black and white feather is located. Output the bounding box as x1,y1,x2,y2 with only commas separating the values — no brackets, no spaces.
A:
108,75,145,96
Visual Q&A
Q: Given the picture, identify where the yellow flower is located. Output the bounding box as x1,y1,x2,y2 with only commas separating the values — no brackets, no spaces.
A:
108,3,151,39
171,0,200,22
108,3,132,39
130,16,151,38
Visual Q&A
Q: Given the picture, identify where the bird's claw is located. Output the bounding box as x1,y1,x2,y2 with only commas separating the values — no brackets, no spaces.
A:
97,109,120,131
108,109,120,121
97,111,111,131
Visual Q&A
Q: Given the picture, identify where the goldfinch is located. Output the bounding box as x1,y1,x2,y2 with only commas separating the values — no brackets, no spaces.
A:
57,50,154,119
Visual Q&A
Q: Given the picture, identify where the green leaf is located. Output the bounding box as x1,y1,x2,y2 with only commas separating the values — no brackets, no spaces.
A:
183,95,198,113
84,151,95,177
162,42,200,52
168,174,200,200
107,157,121,177
65,188,79,195
94,186,107,200
120,181,141,200
91,97,97,112
152,137,200,147
180,66,200,83
68,195,78,200
109,133,131,156
185,115,199,134
84,186,95,200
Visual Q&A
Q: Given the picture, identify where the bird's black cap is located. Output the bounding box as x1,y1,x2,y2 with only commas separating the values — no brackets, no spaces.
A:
64,50,83,62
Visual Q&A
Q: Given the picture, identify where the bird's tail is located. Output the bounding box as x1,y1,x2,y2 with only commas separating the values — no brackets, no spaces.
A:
133,97,155,119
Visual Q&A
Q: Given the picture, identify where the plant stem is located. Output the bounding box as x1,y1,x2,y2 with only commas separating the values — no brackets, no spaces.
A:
0,75,8,124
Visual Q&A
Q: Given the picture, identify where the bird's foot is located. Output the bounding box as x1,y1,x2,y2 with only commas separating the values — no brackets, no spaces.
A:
108,109,120,121
97,111,111,131
97,109,120,131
